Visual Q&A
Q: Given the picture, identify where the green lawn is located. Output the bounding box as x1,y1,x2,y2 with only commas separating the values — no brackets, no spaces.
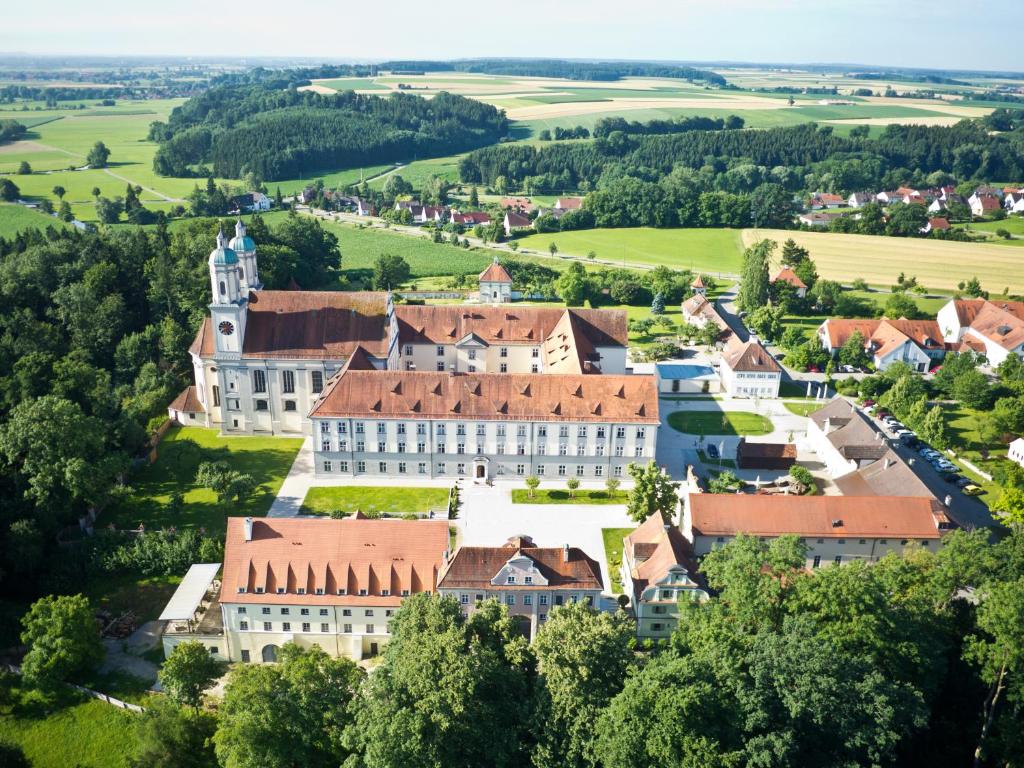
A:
510,489,629,505
0,203,72,238
783,401,823,417
517,227,745,275
942,405,1006,499
0,676,138,768
81,572,182,625
602,527,634,595
106,425,303,535
667,410,773,436
368,155,464,190
301,486,451,516
697,449,737,467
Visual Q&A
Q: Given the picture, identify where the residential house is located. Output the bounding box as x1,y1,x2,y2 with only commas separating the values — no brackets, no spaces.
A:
160,515,450,663
1004,191,1024,214
681,294,729,340
621,515,707,640
682,493,953,568
503,211,533,237
970,193,1002,218
719,338,782,398
478,256,513,303
436,535,603,640
807,192,845,210
816,317,944,372
230,192,271,213
937,298,1024,365
805,398,890,478
501,196,535,212
168,385,205,425
770,266,808,298
798,211,843,227
451,211,491,227
848,192,873,208
554,197,583,211
921,217,950,234
1007,438,1024,468
355,198,376,217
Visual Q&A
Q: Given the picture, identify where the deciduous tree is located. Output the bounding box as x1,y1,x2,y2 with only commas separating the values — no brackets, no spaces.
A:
20,594,103,687
626,460,681,523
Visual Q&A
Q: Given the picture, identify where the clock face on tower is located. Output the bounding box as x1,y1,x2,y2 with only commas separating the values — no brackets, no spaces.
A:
219,321,235,336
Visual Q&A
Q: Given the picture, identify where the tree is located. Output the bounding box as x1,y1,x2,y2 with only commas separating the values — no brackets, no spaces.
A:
953,369,994,410
918,403,950,449
626,460,681,523
605,476,621,495
372,253,411,290
215,643,363,768
91,186,101,199
549,242,559,258
0,178,20,201
532,603,635,768
129,698,218,768
556,262,588,307
747,305,783,341
749,182,790,228
993,396,1024,436
566,476,580,498
838,330,869,368
878,372,927,419
707,469,742,494
17,161,31,175
87,140,111,168
469,186,479,206
884,291,920,319
650,292,665,315
965,578,1024,767
20,594,103,687
343,594,531,768
95,196,124,224
886,201,928,236
195,461,256,504
159,640,221,711
788,464,815,494
0,743,29,768
780,325,806,351
525,475,540,499
738,239,773,313
58,200,73,221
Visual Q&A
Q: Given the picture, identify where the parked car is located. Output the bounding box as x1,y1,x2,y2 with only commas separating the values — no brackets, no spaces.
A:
955,477,974,489
863,399,875,406
962,485,984,496
940,472,962,484
901,436,921,448
841,364,857,373
706,444,720,459
919,447,938,458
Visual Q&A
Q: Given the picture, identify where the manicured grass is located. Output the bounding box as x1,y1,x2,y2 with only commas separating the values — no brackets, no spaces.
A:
106,425,303,535
0,203,72,238
601,527,634,595
667,410,773,436
744,228,1024,294
517,227,745,275
783,401,823,417
301,486,451,516
0,676,138,768
510,489,629,505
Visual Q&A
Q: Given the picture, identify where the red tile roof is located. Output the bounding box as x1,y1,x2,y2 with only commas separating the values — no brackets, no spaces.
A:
478,259,513,283
437,536,602,590
927,217,950,230
222,516,450,606
554,197,583,210
504,211,532,229
309,363,659,423
688,493,950,539
770,266,807,289
168,385,205,414
624,515,699,602
722,340,782,374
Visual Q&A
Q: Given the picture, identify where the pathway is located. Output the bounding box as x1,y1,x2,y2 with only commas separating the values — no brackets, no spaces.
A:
103,167,182,202
267,437,314,517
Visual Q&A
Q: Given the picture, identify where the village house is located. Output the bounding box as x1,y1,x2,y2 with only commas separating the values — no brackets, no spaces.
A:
719,338,782,398
1004,190,1024,214
160,516,450,663
798,211,843,228
805,398,893,478
937,298,1024,365
500,196,535,212
770,266,808,298
682,492,953,568
230,192,271,213
970,192,1002,218
451,211,491,227
436,535,603,640
816,317,944,372
554,197,583,211
921,217,950,234
1007,437,1024,468
807,192,845,210
355,198,376,216
620,515,707,640
477,256,513,303
848,192,873,208
503,210,533,237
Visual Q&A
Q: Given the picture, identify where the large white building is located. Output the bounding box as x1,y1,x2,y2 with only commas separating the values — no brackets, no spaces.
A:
937,298,1024,365
176,226,634,438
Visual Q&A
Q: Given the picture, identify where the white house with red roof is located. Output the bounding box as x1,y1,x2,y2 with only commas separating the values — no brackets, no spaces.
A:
478,256,513,303
817,317,944,372
937,298,1024,365
770,266,808,298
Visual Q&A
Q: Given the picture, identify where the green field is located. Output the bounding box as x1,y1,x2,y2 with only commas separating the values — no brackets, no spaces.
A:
517,227,744,274
0,203,72,238
301,486,450,516
273,164,394,196
667,410,773,436
107,425,303,534
510,489,629,504
602,527,633,595
314,77,389,91
369,155,464,190
0,676,137,768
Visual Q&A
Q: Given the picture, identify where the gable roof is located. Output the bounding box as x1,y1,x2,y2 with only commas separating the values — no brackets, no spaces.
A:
834,448,935,499
221,516,450,606
688,493,950,539
309,360,658,423
965,301,1024,351
809,398,889,460
771,266,808,289
168,385,205,414
722,340,782,374
624,515,700,601
437,538,602,590
504,211,532,228
818,317,943,358
478,259,513,284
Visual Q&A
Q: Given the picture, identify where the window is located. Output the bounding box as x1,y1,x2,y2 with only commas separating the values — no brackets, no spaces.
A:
436,443,445,454
460,594,469,604
398,462,407,474
577,426,588,438
558,465,567,476
254,399,268,411
262,607,271,615
577,444,585,456
340,442,348,452
538,425,547,437
499,363,508,373
595,445,604,457
595,465,604,476
418,462,427,474
477,423,487,437
614,446,624,457
596,427,606,439
365,609,374,616
437,424,446,436
531,364,539,373
339,422,347,434
358,590,367,597
456,424,466,436
436,346,445,357
468,350,476,360
506,575,515,584
576,465,585,476
457,443,465,454
311,370,323,393
834,555,842,565
524,594,533,605
457,463,466,475
402,590,410,597
496,424,506,438
538,444,546,455
378,461,387,473
355,422,365,434
263,622,272,631
505,595,515,606
301,608,309,615
559,444,568,456
397,423,406,435
524,576,533,585
241,649,250,662
651,623,664,632
252,369,267,393
555,595,564,606
366,624,375,634
321,623,329,632
416,422,426,435
302,622,310,632
615,427,625,439
356,461,366,473
343,623,352,633
238,607,247,614
532,348,540,358
282,370,295,393
812,555,821,568
377,422,386,435
500,347,508,358
416,442,425,452
635,446,644,457
437,362,445,371
277,588,285,595
404,345,413,355
516,464,525,475
495,444,504,455
320,609,328,616
212,385,220,407
240,621,249,630
438,463,446,474
342,609,352,616
636,428,646,439
559,426,569,438
537,464,545,475
539,594,548,605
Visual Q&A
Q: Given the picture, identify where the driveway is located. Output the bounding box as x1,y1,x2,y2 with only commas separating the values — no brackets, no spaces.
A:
456,483,643,596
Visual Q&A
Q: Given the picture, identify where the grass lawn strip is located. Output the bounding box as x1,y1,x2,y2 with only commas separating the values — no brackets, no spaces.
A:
601,527,634,595
667,410,773,436
301,486,451,516
510,489,629,505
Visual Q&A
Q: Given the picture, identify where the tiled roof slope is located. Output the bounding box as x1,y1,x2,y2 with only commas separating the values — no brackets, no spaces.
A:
437,537,602,590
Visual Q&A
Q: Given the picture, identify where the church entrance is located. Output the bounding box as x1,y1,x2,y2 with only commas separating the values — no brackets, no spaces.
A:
476,464,486,479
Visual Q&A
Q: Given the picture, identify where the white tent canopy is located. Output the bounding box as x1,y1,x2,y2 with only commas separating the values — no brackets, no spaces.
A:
158,563,221,622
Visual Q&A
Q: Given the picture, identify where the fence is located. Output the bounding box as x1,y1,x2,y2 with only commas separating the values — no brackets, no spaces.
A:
3,664,146,713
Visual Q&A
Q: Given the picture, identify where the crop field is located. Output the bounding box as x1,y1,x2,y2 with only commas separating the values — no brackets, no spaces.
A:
743,228,1024,293
517,227,744,274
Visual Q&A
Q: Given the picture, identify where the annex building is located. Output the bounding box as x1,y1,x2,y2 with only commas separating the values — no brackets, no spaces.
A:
173,225,646,458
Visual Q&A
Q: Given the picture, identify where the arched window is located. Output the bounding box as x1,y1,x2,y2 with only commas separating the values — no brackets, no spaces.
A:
219,281,226,295
261,644,279,663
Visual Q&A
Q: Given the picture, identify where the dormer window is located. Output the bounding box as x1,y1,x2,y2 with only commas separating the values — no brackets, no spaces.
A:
337,588,347,595
255,587,264,594
401,589,410,596
524,576,533,585
297,588,306,595
237,587,246,594
381,589,390,596
277,588,285,595
359,589,368,596
506,576,515,584
315,588,324,595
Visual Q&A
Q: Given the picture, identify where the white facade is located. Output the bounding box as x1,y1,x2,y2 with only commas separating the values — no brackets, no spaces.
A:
1008,438,1024,468
720,365,780,398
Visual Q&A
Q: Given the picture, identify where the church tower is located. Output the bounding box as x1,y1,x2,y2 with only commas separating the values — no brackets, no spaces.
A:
208,227,246,356
229,218,262,292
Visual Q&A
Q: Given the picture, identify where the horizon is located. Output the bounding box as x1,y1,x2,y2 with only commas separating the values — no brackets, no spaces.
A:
3,0,1020,72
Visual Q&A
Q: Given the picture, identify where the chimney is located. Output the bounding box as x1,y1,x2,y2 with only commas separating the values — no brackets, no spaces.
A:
562,543,570,563
243,517,254,542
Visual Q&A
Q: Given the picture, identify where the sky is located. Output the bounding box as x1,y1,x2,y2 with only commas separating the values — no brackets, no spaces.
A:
2,0,1020,72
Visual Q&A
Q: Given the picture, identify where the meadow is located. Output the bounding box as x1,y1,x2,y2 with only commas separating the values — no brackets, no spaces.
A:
0,203,72,238
517,227,745,274
743,228,1024,293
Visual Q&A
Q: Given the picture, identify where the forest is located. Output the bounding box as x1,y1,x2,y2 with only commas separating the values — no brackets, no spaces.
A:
377,58,727,84
150,86,507,180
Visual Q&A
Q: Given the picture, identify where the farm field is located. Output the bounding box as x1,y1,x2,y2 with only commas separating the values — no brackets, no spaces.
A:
0,203,72,238
743,228,1024,293
517,227,744,275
